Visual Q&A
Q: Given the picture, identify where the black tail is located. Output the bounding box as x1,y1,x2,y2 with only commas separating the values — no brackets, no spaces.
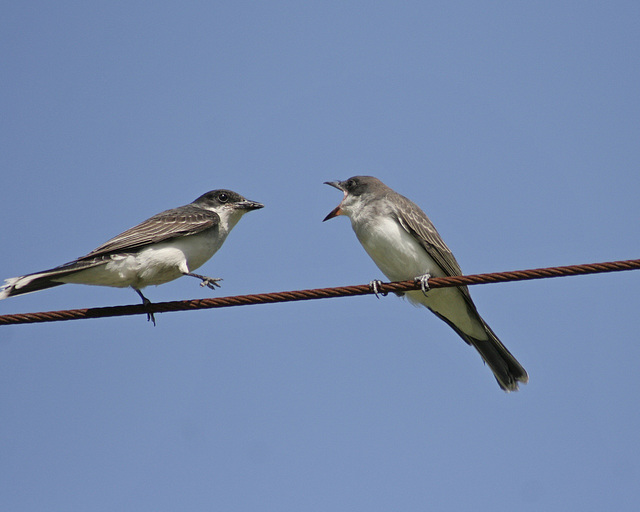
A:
1,276,65,298
469,323,528,392
0,258,104,299
433,311,528,391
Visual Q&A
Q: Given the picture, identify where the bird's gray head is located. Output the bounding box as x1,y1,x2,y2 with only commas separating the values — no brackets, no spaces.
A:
323,176,385,221
193,189,264,212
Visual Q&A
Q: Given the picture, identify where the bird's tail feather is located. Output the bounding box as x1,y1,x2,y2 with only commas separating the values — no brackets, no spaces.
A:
0,275,65,299
432,311,528,392
0,259,105,299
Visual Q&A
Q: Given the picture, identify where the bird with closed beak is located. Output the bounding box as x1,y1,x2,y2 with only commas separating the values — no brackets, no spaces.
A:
1,189,263,324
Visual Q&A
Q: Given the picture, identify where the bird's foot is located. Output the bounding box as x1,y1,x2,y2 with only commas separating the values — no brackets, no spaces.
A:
135,289,156,326
184,272,223,290
414,273,431,297
199,277,223,290
369,279,387,298
144,302,156,326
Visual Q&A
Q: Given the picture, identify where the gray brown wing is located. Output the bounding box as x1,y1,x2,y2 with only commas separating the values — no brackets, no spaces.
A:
391,193,463,277
392,192,478,306
82,205,219,259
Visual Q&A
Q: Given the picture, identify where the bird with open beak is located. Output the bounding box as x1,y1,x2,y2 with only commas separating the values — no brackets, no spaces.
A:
324,176,527,391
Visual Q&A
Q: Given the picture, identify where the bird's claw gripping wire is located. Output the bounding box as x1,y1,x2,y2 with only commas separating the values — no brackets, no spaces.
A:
369,279,388,298
135,289,156,326
415,273,431,297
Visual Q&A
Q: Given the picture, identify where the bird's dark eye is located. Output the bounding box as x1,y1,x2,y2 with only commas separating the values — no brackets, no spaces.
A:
345,179,356,190
218,192,229,203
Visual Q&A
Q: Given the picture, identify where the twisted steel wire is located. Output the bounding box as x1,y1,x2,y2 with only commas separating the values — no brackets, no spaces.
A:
1,258,638,326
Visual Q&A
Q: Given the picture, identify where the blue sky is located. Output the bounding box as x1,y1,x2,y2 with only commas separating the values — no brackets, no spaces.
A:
1,1,639,510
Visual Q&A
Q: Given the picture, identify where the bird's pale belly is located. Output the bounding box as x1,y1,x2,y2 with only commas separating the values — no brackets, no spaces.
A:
355,216,442,282
58,232,222,289
354,216,486,338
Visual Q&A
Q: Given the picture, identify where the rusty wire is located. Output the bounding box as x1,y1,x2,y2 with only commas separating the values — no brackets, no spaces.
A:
0,258,639,326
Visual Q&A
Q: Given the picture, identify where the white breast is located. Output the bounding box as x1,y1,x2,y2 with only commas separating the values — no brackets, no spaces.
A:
351,214,486,338
58,230,224,289
131,230,224,287
352,216,442,282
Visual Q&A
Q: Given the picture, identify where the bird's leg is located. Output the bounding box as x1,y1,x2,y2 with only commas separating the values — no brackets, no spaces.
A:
134,288,156,326
184,272,223,290
369,279,387,299
414,273,431,297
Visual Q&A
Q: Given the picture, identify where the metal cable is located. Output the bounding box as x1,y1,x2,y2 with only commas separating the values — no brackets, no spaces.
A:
1,258,638,326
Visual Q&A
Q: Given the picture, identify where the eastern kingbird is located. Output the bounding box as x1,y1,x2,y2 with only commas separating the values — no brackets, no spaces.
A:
1,189,263,324
323,176,527,391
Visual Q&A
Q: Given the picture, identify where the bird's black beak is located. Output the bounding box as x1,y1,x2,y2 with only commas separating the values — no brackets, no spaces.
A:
324,180,344,191
323,181,345,221
237,200,264,211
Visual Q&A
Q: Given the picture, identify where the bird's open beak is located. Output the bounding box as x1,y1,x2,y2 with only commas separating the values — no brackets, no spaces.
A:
323,181,345,221
323,205,342,221
237,200,264,211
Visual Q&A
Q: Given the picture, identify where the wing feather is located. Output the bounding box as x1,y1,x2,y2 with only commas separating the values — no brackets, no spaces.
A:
391,193,462,277
82,205,219,259
390,192,480,305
